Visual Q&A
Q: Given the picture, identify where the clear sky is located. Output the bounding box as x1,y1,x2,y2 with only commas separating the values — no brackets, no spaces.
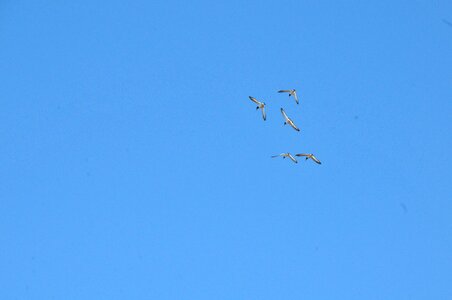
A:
1,1,451,299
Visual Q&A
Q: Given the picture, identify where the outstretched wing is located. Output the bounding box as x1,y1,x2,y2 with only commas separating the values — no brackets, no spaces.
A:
249,96,261,105
288,154,298,163
280,108,289,120
289,120,300,131
293,91,299,104
261,106,266,121
311,155,321,164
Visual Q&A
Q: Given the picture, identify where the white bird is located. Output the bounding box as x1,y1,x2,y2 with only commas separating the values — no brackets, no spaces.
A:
280,108,300,131
271,153,298,163
249,96,266,121
295,153,321,164
278,89,299,105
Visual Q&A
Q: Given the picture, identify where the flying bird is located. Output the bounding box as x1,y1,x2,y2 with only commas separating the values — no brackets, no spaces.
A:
278,89,299,104
280,108,300,131
295,153,321,164
249,96,266,121
271,153,298,163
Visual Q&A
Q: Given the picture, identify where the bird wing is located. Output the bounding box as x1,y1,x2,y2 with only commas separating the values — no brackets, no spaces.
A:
280,108,289,120
288,154,298,163
249,96,261,105
261,106,266,121
311,155,321,164
278,90,291,93
288,120,300,131
293,91,299,104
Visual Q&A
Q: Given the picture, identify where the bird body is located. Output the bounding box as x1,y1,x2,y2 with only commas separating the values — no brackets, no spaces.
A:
295,153,321,164
278,89,298,104
249,96,266,120
271,153,298,163
280,108,300,131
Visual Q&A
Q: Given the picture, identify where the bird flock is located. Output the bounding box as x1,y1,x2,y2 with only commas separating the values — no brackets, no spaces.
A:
248,89,321,165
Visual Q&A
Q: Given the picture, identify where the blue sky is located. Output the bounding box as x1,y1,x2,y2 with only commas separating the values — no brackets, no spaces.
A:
1,0,451,299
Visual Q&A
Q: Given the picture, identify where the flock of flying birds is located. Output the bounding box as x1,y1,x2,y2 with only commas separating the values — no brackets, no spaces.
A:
248,89,321,165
